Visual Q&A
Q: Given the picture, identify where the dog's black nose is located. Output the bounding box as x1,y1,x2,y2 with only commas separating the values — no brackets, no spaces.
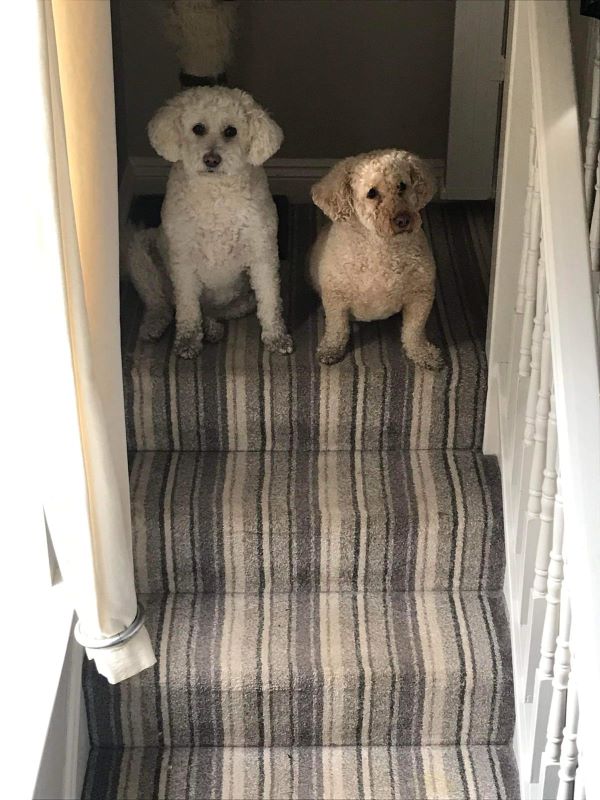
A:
395,213,411,230
203,152,222,169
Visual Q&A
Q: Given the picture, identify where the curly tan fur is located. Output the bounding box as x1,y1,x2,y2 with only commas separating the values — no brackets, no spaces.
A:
309,149,442,368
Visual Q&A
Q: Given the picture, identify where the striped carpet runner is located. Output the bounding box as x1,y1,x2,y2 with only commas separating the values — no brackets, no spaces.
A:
83,202,519,799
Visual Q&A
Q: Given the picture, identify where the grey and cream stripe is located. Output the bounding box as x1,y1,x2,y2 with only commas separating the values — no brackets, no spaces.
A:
128,450,506,595
84,592,513,748
123,204,491,453
85,201,518,799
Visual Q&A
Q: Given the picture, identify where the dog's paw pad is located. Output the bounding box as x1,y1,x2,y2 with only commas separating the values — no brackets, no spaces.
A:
139,310,172,341
175,332,203,359
204,319,225,343
263,332,294,354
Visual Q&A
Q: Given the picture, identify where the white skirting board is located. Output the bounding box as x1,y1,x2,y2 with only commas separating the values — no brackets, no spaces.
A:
120,156,446,219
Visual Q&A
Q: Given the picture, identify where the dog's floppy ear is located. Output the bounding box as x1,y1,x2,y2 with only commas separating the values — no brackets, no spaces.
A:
148,98,183,163
236,90,283,166
406,153,436,208
311,157,356,222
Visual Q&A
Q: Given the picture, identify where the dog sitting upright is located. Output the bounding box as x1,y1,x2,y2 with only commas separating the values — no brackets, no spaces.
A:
127,86,293,358
309,149,441,368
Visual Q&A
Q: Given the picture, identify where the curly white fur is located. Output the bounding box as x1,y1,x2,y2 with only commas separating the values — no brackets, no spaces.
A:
127,86,292,358
165,0,237,78
309,149,442,368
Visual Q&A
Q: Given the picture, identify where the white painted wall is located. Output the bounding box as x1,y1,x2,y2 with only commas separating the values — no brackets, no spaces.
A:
34,634,88,800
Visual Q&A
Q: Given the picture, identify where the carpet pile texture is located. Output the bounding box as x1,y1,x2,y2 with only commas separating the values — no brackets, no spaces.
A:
82,202,518,799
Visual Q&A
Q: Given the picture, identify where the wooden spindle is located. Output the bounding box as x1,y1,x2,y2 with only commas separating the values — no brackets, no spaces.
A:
541,589,572,798
508,155,542,521
557,678,579,800
524,389,557,701
518,168,542,378
515,259,546,551
529,462,563,784
584,22,600,217
517,126,538,313
539,468,564,678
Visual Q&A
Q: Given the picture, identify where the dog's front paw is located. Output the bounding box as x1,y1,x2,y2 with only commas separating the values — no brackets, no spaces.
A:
204,318,225,343
317,343,347,365
262,331,294,355
406,342,443,370
175,329,203,359
139,308,172,341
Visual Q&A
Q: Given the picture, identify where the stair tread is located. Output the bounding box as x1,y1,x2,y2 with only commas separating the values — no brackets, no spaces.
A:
84,590,514,748
83,744,519,799
130,449,505,593
122,202,493,452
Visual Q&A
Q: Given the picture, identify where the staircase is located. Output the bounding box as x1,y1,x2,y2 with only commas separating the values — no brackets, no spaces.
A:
82,202,519,799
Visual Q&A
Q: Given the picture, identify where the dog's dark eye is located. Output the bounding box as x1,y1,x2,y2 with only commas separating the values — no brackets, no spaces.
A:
398,181,407,193
223,126,237,139
367,187,379,199
192,123,206,136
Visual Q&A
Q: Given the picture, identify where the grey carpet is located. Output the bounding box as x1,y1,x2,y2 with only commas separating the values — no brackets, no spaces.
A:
122,203,493,452
83,745,519,799
128,450,505,593
83,202,518,799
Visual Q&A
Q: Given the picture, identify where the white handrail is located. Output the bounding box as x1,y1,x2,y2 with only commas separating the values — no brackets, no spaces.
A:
486,2,600,796
528,6,600,797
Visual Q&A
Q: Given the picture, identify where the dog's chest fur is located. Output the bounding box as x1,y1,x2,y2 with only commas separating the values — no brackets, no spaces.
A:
313,223,435,322
161,164,276,285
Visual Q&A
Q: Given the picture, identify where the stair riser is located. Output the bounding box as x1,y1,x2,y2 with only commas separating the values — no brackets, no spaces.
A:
84,592,514,749
131,451,505,594
83,745,520,800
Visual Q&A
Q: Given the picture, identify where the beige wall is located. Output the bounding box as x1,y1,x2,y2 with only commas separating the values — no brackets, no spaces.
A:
113,0,456,167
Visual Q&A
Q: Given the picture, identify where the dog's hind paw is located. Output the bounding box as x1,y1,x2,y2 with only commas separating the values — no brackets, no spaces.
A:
263,331,294,355
139,308,172,341
175,330,203,359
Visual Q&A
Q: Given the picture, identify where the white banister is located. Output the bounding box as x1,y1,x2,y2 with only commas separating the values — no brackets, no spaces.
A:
557,676,579,800
541,589,572,798
485,2,600,797
524,389,556,701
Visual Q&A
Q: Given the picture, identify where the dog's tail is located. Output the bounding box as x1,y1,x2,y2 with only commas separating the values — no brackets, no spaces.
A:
122,223,172,311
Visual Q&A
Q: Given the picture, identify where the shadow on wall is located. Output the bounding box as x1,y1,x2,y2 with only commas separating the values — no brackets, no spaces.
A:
113,0,456,166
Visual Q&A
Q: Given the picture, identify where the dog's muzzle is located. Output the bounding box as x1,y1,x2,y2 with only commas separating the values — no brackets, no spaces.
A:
393,212,419,234
203,152,222,171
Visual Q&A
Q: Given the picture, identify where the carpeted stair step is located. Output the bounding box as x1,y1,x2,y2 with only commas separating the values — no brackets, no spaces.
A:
83,744,519,799
130,450,505,593
84,591,514,749
122,203,492,452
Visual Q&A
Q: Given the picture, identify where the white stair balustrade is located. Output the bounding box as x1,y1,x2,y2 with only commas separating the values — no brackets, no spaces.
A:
515,250,546,554
485,2,600,797
540,588,572,799
510,169,542,519
529,465,563,783
557,672,579,800
524,388,557,695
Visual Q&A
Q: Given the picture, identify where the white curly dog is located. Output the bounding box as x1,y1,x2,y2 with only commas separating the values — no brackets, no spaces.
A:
127,86,293,358
309,149,442,368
